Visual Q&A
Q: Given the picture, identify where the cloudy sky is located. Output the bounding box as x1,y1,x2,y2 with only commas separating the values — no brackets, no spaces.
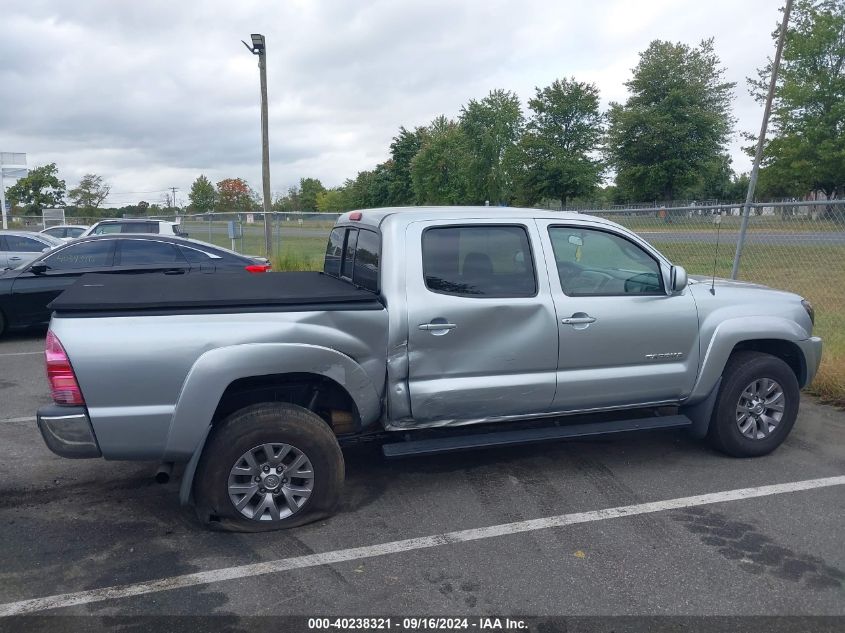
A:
1,0,782,207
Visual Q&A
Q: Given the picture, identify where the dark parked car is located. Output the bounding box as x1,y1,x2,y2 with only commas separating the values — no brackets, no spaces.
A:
0,235,271,336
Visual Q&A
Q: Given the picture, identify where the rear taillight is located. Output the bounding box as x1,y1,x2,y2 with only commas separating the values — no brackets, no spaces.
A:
45,331,85,405
245,264,271,273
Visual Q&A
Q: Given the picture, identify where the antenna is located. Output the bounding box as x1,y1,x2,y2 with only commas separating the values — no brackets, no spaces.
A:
710,211,722,295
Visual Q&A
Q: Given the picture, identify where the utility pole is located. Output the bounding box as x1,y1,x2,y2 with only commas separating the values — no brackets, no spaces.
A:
731,0,793,279
171,187,178,211
243,34,273,259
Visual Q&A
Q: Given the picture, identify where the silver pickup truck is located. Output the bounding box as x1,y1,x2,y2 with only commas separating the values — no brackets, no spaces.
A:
36,207,822,531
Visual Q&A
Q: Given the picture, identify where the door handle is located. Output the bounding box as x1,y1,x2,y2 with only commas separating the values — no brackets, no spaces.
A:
9,257,21,261
561,316,596,325
418,322,457,331
163,268,187,275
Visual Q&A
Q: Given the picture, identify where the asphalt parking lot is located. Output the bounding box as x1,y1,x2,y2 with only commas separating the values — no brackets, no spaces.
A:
0,330,843,619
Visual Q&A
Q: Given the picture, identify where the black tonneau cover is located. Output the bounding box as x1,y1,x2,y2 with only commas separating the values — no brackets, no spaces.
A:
49,272,382,314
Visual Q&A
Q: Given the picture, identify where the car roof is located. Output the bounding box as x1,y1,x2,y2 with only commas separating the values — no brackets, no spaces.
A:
43,224,89,229
0,229,62,242
66,234,250,258
93,219,174,225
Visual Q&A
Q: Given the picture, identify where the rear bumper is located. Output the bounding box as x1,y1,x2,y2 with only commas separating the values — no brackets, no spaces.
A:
798,336,823,388
36,405,102,458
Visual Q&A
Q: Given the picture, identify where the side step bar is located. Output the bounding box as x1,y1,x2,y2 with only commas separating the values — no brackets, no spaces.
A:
381,414,692,458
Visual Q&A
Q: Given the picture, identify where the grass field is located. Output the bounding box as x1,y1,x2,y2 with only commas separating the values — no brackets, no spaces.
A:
651,241,844,405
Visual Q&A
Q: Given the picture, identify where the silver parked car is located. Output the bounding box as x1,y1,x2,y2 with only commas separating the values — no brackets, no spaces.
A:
40,225,90,241
0,230,63,270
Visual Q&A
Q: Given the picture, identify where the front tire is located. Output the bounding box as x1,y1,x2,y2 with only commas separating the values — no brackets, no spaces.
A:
194,403,344,532
708,351,800,457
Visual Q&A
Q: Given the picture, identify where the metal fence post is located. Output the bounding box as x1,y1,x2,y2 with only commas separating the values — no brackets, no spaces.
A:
731,203,752,279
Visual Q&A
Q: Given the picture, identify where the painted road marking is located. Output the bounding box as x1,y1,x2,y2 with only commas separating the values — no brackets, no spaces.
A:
0,351,41,357
0,416,36,424
0,475,843,616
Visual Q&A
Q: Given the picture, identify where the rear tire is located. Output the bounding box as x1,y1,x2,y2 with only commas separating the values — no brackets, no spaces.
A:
194,403,344,532
707,351,799,457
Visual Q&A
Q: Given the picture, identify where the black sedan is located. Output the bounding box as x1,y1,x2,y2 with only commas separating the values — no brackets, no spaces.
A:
0,235,271,336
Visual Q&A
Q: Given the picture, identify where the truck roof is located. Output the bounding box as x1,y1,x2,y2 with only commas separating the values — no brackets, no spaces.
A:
334,206,614,231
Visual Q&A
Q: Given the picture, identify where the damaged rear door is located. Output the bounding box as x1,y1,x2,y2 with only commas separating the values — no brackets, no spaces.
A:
404,219,558,423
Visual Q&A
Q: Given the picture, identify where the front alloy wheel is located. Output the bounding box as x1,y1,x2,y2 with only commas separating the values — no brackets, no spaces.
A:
227,443,314,521
708,351,799,457
735,378,785,440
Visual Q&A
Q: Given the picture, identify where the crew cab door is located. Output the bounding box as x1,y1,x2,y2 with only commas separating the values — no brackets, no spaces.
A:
537,221,700,411
405,220,558,423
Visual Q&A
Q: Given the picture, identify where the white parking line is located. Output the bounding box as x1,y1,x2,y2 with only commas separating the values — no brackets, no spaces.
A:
0,351,41,357
0,416,36,424
0,474,842,616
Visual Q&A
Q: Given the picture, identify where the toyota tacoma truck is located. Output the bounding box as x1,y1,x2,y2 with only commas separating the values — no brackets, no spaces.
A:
36,207,822,531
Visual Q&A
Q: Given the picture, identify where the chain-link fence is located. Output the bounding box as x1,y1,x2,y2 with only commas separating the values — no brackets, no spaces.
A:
6,201,843,399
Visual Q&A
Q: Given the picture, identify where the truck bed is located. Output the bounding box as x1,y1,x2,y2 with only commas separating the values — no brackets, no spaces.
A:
49,271,383,315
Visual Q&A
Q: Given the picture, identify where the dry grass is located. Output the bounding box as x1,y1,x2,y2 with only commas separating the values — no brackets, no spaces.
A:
654,241,845,406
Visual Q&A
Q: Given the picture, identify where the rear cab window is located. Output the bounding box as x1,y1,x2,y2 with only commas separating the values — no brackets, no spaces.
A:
422,225,537,297
323,226,380,293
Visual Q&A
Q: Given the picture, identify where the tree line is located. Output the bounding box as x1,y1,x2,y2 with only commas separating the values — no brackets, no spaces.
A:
5,0,842,216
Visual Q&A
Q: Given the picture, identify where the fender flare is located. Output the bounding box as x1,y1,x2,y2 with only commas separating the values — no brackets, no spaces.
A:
689,315,809,402
167,343,381,504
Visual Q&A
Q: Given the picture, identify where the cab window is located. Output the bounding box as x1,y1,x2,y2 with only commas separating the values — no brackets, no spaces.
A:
323,227,380,292
422,225,536,297
548,226,663,296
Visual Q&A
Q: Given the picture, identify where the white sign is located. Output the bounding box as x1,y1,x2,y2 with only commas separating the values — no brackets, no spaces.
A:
0,152,27,230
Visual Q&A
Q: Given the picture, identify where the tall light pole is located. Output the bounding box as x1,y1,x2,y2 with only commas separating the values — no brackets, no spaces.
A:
242,33,273,259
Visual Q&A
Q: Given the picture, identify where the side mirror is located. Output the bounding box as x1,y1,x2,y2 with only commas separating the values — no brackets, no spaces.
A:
670,265,688,293
30,262,48,275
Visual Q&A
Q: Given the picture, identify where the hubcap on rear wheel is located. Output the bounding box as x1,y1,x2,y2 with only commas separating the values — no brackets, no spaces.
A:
735,378,785,440
227,443,314,521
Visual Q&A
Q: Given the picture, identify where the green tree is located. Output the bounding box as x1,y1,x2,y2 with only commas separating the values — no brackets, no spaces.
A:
410,116,471,205
188,175,216,213
387,127,425,205
273,185,301,212
316,188,350,212
460,89,524,205
5,163,66,214
346,163,393,209
299,177,326,212
606,39,735,202
519,78,604,207
215,178,255,212
69,173,111,211
749,0,845,201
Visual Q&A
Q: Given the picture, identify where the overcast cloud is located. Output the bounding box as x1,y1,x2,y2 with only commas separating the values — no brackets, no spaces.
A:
0,0,781,207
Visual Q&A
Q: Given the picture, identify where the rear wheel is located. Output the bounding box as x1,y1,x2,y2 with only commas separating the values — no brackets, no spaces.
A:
708,351,800,457
194,403,344,532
